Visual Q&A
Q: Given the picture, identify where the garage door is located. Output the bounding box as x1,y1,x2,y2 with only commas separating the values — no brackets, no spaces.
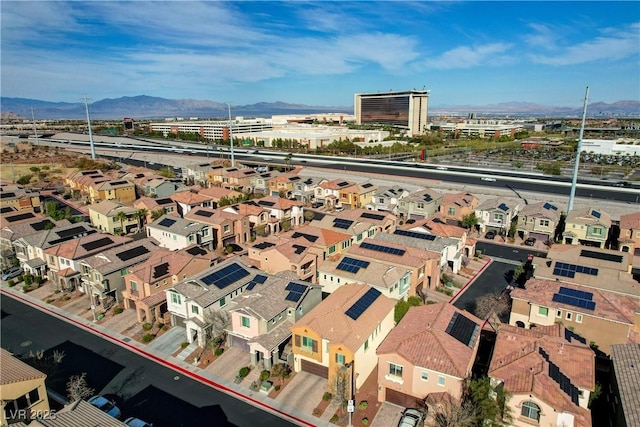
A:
529,232,550,243
230,336,250,352
385,388,418,408
301,359,329,379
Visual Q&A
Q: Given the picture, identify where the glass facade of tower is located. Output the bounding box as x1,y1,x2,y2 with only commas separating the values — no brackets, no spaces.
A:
360,95,410,128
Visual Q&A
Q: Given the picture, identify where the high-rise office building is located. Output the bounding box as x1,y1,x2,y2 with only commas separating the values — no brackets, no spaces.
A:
354,90,429,136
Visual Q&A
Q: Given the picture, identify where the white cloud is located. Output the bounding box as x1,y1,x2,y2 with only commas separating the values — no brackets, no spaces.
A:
421,43,513,70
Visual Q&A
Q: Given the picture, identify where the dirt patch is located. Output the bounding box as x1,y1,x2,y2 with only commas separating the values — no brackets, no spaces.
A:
267,371,296,400
312,395,332,418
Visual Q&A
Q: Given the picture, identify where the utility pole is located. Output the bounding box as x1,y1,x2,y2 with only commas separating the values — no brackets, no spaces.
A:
83,95,96,160
31,108,39,146
568,86,589,212
228,103,235,167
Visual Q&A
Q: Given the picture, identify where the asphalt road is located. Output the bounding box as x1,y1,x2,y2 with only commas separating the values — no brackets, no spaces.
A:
0,295,296,427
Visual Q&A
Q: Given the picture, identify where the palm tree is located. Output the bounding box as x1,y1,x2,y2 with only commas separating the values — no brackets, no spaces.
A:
136,208,148,231
115,211,128,235
151,209,164,220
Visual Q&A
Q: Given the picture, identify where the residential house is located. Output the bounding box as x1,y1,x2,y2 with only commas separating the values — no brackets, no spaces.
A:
292,176,321,204
88,200,138,235
403,216,476,258
185,206,251,251
0,213,59,270
236,197,304,234
207,166,256,190
516,201,562,243
0,185,41,213
226,273,323,369
562,207,612,248
280,225,353,261
80,239,157,306
89,179,136,204
489,324,595,427
166,258,265,346
222,202,271,239
12,222,96,278
508,278,640,354
134,196,179,222
337,181,377,210
182,162,223,186
309,213,378,246
618,211,640,256
141,177,185,198
198,187,244,208
122,247,218,323
475,197,521,234
609,343,640,427
0,348,50,426
170,189,213,217
64,169,105,194
44,233,131,292
367,185,410,214
247,235,324,283
251,170,281,195
377,303,483,407
438,192,479,225
337,208,398,234
397,188,443,220
313,179,354,210
290,283,396,392
146,214,212,251
267,171,303,198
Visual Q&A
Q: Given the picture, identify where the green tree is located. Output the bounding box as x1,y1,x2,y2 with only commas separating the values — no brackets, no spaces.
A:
151,209,164,220
394,296,422,324
159,166,176,178
461,213,479,230
135,208,148,230
115,211,128,235
467,377,512,426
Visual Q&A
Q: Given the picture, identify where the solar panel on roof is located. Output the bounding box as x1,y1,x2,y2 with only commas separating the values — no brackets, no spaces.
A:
543,202,558,211
498,203,509,211
246,273,268,291
580,249,623,263
158,218,177,227
292,232,318,242
591,210,601,219
333,218,354,229
109,181,128,185
337,181,349,187
194,210,214,218
337,257,371,274
0,206,13,213
445,312,480,347
186,246,207,256
423,194,432,202
254,242,275,250
5,212,35,222
553,261,598,277
361,212,385,221
292,244,306,254
285,282,308,293
394,229,436,241
558,287,593,301
345,288,381,320
538,348,580,405
362,183,373,188
81,237,114,251
258,200,275,207
564,328,587,344
116,245,151,262
153,262,170,279
30,220,55,231
552,293,596,310
360,242,405,256
0,192,16,199
156,198,173,205
56,226,88,239
285,292,303,302
201,262,250,289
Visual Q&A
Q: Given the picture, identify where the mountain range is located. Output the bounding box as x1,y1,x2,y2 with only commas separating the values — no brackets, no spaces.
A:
1,95,638,120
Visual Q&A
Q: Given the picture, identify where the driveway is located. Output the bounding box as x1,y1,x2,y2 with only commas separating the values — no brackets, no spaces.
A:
370,402,403,427
274,372,326,415
146,326,186,356
204,346,251,382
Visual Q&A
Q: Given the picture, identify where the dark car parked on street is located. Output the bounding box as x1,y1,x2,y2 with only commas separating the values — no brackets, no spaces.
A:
484,230,497,240
524,237,537,246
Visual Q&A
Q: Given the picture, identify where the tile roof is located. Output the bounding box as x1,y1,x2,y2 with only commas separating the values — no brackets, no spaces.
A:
44,233,131,260
620,211,640,231
198,186,243,200
0,348,46,385
440,192,478,208
407,217,467,238
610,344,640,427
34,399,122,427
517,201,563,221
147,214,208,236
291,283,395,352
565,206,612,227
319,254,407,290
81,238,158,274
170,190,211,205
88,200,137,216
348,237,440,267
377,303,482,378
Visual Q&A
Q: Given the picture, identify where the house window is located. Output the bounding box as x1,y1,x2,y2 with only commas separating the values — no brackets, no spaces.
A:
328,245,336,254
364,339,369,351
521,401,541,422
417,203,424,209
302,336,315,352
224,225,230,233
421,371,428,381
540,219,550,227
566,312,572,321
592,227,603,236
171,293,181,304
538,307,549,316
130,281,138,291
556,310,562,318
241,316,250,328
438,376,445,386
576,314,583,323
389,363,403,378
335,353,345,365
220,297,226,307
191,305,199,315
448,207,455,215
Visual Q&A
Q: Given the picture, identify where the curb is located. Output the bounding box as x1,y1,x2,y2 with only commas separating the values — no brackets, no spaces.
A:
449,257,492,304
0,287,316,427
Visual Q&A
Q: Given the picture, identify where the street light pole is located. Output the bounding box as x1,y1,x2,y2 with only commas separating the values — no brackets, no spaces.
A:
346,361,355,427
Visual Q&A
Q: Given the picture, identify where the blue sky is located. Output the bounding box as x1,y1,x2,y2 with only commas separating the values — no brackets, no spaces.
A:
2,1,638,108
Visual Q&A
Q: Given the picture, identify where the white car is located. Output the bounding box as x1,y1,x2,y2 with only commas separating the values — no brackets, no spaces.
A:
481,177,497,182
436,166,448,170
398,408,424,427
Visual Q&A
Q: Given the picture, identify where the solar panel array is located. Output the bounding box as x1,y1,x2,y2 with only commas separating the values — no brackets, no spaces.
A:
423,194,432,202
564,328,587,345
498,203,509,212
246,274,268,291
292,232,318,242
360,242,405,256
158,218,177,227
558,286,593,301
337,181,350,187
57,226,89,239
394,229,436,241
337,257,370,274
292,244,306,254
333,218,354,229
361,212,385,221
153,262,170,279
186,246,207,256
591,210,601,219
538,348,580,405
553,262,598,278
259,200,275,207
30,220,55,231
194,210,214,217
81,237,114,251
0,206,13,213
201,263,250,289
580,249,623,263
543,202,558,211
362,183,373,188
445,312,480,347
345,288,381,320
5,212,35,222
285,282,308,302
116,245,151,262
552,293,596,311
254,242,275,250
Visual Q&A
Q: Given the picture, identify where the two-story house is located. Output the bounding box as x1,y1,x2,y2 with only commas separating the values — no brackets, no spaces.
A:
337,208,398,234
267,171,302,198
280,225,353,262
0,185,42,213
146,214,212,251
475,197,521,235
292,176,321,204
617,211,640,255
198,187,244,208
247,235,321,283
0,213,60,270
182,162,222,186
185,206,251,251
141,177,185,198
291,283,396,393
377,303,483,407
170,189,214,217
562,207,611,248
338,181,377,210
403,216,475,258
222,202,271,239
88,200,139,235
309,213,378,246
438,192,479,225
517,201,562,244
313,179,354,210
134,196,180,222
90,179,136,204
366,185,410,214
489,323,594,427
397,188,443,220
226,273,322,369
250,196,305,230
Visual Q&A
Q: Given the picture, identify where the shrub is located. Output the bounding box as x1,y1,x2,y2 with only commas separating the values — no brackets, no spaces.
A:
239,367,250,378
142,322,152,331
34,276,42,285
181,342,189,349
330,414,339,423
274,384,281,391
260,370,270,381
7,280,15,287
162,324,169,331
114,307,123,314
157,322,164,329
142,333,155,343
435,286,453,296
359,401,368,410
22,285,29,292
23,275,33,286
46,298,54,304
362,417,369,425
322,392,333,401
60,295,71,302
214,348,224,356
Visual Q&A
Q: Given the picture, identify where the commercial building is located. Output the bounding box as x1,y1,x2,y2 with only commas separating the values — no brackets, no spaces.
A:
148,118,272,141
354,90,429,136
